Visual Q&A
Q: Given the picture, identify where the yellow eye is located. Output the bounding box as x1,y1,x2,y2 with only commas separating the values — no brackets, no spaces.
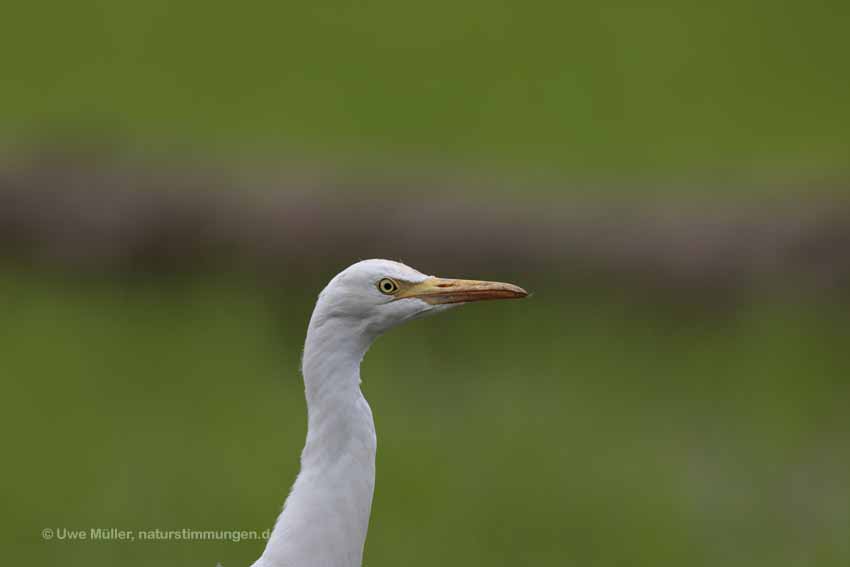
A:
377,278,399,295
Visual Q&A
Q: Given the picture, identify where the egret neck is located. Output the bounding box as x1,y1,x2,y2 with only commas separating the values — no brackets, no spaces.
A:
259,313,378,567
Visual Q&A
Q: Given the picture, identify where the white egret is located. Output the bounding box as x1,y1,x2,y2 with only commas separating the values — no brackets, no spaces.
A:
251,259,528,567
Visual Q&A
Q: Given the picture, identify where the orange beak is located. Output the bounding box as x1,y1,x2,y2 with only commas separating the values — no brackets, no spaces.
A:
396,277,528,305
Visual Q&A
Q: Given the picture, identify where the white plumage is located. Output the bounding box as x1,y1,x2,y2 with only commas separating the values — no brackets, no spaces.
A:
252,259,527,567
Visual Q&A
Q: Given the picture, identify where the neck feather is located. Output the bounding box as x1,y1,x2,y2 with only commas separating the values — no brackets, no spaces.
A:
254,314,378,567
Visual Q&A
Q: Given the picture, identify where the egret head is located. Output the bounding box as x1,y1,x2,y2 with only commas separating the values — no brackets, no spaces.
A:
310,259,527,338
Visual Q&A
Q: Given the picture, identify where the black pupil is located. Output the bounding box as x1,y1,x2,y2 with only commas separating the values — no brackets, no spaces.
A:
382,281,393,291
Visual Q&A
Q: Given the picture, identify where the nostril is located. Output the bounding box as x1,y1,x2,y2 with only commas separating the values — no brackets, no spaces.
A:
435,282,454,288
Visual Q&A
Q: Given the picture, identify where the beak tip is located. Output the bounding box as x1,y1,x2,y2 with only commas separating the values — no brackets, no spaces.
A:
512,285,530,298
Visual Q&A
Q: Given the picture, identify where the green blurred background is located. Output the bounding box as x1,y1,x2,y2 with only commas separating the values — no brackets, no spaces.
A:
2,2,849,566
